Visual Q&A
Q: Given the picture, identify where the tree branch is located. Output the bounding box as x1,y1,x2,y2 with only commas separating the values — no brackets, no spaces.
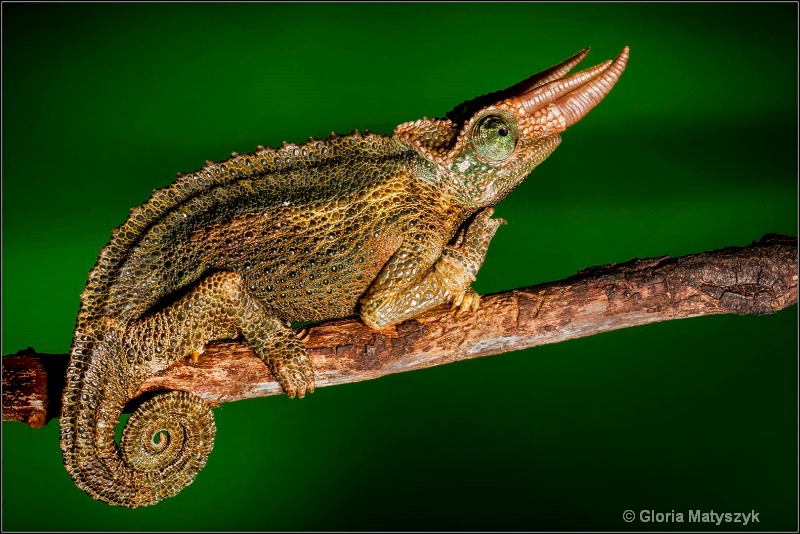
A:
4,234,797,428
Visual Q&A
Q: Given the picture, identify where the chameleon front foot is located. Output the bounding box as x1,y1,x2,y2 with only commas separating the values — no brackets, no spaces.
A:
439,207,505,314
360,207,505,329
452,287,480,314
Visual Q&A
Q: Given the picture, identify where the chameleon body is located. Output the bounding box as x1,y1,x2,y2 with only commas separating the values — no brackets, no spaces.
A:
60,47,628,507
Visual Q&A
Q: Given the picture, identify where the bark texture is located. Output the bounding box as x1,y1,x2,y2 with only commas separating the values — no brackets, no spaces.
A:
4,233,797,428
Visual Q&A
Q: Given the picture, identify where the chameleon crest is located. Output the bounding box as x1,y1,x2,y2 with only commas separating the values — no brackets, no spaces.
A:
60,47,628,507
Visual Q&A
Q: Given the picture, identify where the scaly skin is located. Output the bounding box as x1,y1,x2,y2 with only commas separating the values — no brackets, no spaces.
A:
60,47,629,507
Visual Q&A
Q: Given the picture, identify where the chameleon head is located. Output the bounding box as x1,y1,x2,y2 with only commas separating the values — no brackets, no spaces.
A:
395,47,629,208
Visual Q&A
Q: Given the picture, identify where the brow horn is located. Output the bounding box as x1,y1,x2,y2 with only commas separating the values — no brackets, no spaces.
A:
505,47,591,97
518,47,630,129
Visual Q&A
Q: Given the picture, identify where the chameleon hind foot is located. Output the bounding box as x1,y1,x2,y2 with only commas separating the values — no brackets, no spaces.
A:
130,271,315,399
211,272,316,399
263,327,315,398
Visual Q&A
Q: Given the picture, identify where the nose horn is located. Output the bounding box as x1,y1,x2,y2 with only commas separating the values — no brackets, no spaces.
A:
446,47,628,124
519,47,630,129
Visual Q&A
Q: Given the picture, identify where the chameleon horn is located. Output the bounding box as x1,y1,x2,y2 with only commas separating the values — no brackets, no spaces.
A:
552,46,629,129
445,48,591,122
518,47,629,129
503,47,591,97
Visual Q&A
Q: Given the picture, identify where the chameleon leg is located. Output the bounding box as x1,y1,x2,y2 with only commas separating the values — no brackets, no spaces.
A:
130,271,316,398
360,207,505,329
61,271,315,508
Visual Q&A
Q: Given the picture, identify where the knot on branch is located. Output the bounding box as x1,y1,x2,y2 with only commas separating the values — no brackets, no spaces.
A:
684,234,798,315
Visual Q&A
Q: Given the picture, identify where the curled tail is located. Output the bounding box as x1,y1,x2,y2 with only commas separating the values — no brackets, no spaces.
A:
59,326,215,508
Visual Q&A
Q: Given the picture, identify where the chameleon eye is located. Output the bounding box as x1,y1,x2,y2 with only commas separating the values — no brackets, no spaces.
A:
472,115,517,163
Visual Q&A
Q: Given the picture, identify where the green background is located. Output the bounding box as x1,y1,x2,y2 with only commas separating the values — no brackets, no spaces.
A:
2,2,797,531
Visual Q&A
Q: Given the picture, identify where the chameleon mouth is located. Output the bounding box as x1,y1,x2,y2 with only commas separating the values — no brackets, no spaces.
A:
515,47,629,129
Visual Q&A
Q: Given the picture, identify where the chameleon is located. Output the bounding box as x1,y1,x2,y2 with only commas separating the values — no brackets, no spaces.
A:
60,46,629,507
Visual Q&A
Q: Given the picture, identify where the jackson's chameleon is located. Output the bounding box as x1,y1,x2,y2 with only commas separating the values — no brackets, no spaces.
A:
60,47,629,507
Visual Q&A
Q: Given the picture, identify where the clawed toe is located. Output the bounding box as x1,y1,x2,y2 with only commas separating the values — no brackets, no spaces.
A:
452,288,480,316
275,363,316,399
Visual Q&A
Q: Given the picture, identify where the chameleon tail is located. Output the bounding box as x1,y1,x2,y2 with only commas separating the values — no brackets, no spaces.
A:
59,329,215,508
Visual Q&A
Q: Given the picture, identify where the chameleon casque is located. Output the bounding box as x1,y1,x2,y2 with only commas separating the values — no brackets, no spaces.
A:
60,46,629,507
